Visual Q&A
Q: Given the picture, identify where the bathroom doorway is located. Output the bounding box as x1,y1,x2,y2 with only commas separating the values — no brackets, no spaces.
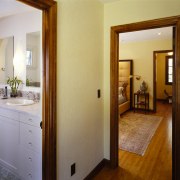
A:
0,0,57,179
18,0,57,179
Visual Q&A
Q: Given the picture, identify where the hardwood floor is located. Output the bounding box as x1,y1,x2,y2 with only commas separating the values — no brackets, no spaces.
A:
93,101,172,180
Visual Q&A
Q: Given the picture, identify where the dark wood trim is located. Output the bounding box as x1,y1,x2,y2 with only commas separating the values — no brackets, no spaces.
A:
133,108,154,113
112,15,180,33
172,20,180,180
119,59,133,109
110,27,119,168
17,0,56,9
17,1,57,180
84,159,110,180
156,99,171,104
153,50,172,112
111,15,180,180
156,98,166,101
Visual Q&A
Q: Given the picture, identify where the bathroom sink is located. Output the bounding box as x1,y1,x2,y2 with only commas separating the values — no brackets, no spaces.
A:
6,99,35,106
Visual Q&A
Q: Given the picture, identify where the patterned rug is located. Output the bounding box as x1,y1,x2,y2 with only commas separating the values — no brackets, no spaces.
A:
119,112,162,156
0,164,21,180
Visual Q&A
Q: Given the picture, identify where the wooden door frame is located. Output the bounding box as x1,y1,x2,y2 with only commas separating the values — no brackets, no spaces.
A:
17,0,57,179
110,15,180,180
153,50,173,112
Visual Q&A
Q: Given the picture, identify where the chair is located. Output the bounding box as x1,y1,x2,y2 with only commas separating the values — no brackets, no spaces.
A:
164,89,172,103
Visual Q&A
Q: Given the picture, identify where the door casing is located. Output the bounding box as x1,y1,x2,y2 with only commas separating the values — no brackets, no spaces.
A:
110,15,180,180
17,0,57,179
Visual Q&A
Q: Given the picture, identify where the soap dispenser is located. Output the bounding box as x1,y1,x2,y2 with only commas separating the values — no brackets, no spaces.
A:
2,86,8,99
5,86,7,97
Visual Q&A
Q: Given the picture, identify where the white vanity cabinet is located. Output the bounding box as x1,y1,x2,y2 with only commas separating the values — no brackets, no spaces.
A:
0,108,19,174
19,113,42,180
0,106,42,180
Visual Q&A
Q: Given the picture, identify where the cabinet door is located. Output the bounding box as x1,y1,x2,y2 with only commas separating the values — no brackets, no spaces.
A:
19,121,42,180
0,116,19,173
20,122,42,153
19,148,42,180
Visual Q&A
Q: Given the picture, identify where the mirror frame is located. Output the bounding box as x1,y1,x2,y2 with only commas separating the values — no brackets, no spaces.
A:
17,0,57,179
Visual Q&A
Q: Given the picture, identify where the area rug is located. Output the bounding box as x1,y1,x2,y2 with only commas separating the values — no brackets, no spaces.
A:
119,112,163,156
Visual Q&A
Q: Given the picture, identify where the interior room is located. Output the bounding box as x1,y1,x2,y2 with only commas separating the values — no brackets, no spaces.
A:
0,1,42,179
117,27,173,179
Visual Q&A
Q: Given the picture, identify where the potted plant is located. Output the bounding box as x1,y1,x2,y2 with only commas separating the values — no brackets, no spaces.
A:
7,76,22,97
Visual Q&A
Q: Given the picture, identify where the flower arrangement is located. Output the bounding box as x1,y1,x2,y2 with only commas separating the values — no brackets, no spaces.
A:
7,76,22,97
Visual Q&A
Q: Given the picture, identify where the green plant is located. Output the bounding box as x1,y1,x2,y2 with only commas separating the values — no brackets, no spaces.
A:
7,76,22,97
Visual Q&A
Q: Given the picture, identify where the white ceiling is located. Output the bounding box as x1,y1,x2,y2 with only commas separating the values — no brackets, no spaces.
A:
119,27,173,43
0,0,35,19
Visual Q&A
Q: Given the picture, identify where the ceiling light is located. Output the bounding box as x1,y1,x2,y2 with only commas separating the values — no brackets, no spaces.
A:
158,32,161,35
168,52,173,55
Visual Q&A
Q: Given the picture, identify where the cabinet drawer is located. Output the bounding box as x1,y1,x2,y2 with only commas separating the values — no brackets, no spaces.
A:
19,148,42,180
0,108,19,120
20,123,42,153
20,113,41,127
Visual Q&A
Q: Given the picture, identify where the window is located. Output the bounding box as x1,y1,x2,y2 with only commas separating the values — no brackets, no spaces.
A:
165,55,173,85
26,50,33,66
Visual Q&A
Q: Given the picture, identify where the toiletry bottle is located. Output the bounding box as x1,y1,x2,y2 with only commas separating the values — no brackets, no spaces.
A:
5,86,7,97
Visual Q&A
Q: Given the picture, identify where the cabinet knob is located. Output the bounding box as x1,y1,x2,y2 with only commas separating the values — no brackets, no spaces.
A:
28,118,33,122
28,142,32,146
28,130,32,133
28,173,32,178
28,157,32,161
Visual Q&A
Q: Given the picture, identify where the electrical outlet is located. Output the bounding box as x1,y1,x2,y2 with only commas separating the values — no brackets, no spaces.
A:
71,163,76,176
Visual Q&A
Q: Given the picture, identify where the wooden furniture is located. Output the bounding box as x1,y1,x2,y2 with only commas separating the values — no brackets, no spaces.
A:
134,92,149,113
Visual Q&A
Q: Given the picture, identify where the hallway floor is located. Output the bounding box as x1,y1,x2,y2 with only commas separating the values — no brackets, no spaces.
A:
93,101,172,180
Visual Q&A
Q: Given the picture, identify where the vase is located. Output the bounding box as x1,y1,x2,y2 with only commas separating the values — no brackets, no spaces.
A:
140,81,148,93
10,88,18,97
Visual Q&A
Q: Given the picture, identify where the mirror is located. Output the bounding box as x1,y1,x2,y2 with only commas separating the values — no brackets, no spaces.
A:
0,36,14,84
26,31,41,87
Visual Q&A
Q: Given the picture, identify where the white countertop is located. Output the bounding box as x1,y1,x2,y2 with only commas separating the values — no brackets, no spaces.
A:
0,97,41,117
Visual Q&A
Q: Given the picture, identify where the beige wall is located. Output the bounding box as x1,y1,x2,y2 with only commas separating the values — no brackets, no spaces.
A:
104,1,180,159
156,53,172,99
57,0,104,179
119,39,172,109
55,0,180,178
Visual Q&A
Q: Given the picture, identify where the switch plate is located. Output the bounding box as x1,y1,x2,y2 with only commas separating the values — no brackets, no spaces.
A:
71,163,76,176
97,89,101,98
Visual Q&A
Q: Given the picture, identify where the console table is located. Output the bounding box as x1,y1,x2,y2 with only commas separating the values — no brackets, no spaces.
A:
134,92,149,113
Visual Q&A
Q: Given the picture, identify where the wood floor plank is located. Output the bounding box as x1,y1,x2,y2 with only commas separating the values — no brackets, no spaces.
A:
93,101,172,180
